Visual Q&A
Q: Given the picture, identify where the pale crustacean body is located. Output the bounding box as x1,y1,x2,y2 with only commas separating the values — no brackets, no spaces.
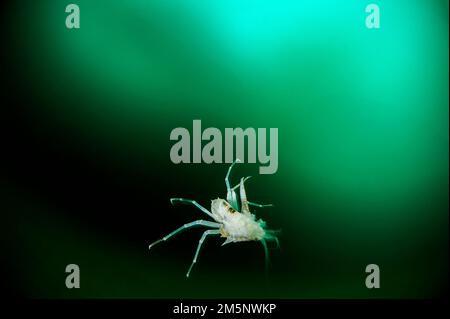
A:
148,159,279,278
212,198,265,244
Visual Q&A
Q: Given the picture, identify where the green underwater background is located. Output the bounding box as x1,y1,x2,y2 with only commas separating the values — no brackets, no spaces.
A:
1,0,448,298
